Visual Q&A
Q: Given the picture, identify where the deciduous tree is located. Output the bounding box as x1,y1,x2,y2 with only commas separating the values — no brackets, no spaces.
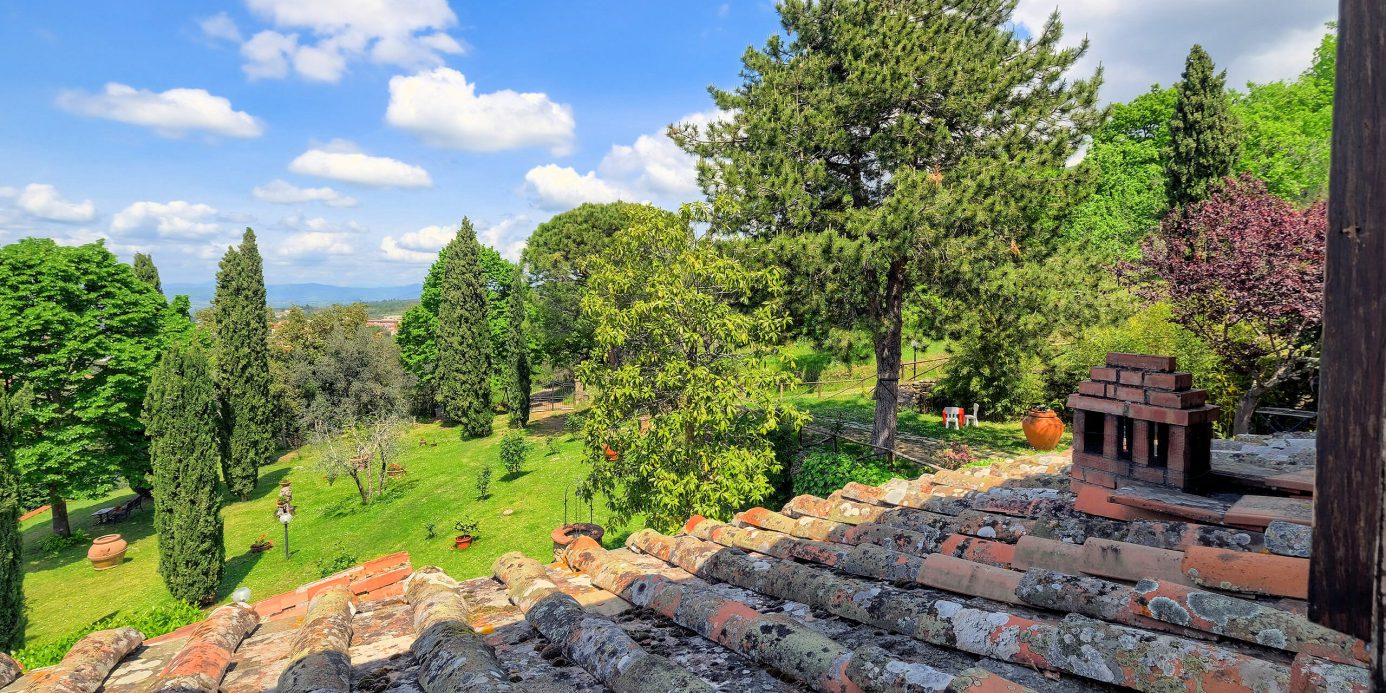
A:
0,239,168,536
676,0,1100,455
577,206,803,531
1235,29,1335,204
145,342,224,605
435,219,493,436
214,229,274,500
1165,44,1240,208
1136,174,1325,433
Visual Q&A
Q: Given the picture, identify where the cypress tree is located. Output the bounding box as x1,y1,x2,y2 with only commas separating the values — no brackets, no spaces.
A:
145,342,224,605
505,268,531,427
1165,44,1241,208
0,385,26,650
214,229,273,499
132,252,164,296
435,219,493,436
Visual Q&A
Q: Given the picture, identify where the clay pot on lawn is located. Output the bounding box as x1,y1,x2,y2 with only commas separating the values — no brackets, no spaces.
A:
453,535,474,551
88,534,128,570
1021,408,1065,451
551,523,605,561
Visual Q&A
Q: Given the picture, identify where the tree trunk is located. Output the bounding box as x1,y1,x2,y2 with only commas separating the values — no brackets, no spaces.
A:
1232,385,1267,435
50,488,70,538
870,261,907,458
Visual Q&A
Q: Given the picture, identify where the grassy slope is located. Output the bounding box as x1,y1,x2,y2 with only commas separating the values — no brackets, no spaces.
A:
18,413,607,648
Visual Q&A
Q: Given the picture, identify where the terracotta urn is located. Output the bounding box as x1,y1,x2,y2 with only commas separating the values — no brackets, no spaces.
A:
1021,408,1065,451
87,534,128,570
551,523,604,561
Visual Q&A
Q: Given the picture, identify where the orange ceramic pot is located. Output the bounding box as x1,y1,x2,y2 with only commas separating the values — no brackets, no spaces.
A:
1021,409,1065,451
551,523,605,561
88,534,128,570
453,535,474,551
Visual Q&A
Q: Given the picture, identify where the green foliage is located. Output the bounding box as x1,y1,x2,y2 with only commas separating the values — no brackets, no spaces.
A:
576,206,805,531
214,229,274,499
0,385,23,650
453,517,479,538
434,219,493,437
505,270,532,427
479,246,516,410
676,0,1101,452
499,431,529,477
132,253,163,296
314,552,358,578
793,449,905,498
38,528,91,557
12,601,203,669
474,465,492,499
1166,45,1240,207
522,202,671,372
0,238,172,535
1235,28,1335,203
144,342,224,605
563,412,583,437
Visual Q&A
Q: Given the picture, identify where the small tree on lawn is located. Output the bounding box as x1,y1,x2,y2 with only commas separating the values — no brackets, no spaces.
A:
314,416,410,505
1136,174,1325,433
499,430,529,477
505,269,531,427
475,465,493,500
144,342,224,605
576,206,804,531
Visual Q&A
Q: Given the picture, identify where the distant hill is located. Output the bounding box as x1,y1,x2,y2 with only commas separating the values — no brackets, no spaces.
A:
167,282,422,312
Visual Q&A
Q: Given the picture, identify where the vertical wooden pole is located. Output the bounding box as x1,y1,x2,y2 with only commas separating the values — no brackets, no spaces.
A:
1310,3,1386,677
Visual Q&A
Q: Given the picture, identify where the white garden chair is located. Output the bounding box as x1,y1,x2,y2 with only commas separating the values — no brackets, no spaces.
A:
942,406,963,429
965,404,979,427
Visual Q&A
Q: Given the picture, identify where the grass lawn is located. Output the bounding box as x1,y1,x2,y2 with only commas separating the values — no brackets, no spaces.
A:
789,394,1072,455
17,411,616,650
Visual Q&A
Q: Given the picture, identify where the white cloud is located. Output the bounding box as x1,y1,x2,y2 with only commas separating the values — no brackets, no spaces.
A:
288,140,432,188
278,231,354,257
386,68,575,154
522,111,719,210
111,201,220,237
379,223,453,263
14,184,95,222
237,0,463,82
1012,1,1336,102
280,213,366,234
523,164,628,211
200,12,243,43
478,215,533,262
252,179,358,207
56,83,265,138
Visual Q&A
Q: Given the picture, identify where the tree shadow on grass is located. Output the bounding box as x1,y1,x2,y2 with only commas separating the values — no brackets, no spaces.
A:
217,548,266,601
317,477,420,519
500,470,533,483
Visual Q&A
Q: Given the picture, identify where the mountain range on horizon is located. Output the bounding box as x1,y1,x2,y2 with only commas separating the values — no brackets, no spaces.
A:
166,282,423,312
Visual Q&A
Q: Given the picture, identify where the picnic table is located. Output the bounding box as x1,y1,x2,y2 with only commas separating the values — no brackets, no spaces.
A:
90,495,146,525
1254,407,1317,433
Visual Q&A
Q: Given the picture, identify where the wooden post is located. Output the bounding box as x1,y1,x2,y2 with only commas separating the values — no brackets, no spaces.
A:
1310,4,1386,681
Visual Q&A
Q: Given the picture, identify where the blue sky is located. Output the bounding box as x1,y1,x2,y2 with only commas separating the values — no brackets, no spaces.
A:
0,1,1335,286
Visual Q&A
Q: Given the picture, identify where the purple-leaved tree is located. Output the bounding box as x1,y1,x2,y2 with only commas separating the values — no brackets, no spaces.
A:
1137,173,1326,433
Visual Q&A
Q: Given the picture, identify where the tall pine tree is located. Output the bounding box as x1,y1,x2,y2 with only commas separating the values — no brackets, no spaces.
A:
1165,44,1241,208
145,342,224,605
214,229,273,499
132,253,163,296
675,0,1100,454
0,384,26,650
435,219,493,436
505,268,531,427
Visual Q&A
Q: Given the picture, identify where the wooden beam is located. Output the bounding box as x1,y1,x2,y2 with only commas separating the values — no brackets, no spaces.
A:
1310,0,1386,666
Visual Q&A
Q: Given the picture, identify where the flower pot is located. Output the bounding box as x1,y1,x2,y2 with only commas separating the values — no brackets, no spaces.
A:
453,535,474,551
602,444,619,461
87,534,128,570
1021,409,1065,451
551,523,604,561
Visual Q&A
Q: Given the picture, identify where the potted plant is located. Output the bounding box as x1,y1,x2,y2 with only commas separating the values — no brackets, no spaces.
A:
386,462,407,479
453,519,480,550
249,534,274,553
1021,404,1065,451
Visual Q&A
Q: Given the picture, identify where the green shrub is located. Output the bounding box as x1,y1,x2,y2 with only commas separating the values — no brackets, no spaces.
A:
793,449,909,498
499,431,529,476
315,552,359,578
38,529,91,557
475,465,493,499
563,412,583,437
13,601,204,669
